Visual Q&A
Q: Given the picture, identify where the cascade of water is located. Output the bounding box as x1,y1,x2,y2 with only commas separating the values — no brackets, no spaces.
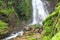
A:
3,31,24,40
32,0,49,25
3,0,49,40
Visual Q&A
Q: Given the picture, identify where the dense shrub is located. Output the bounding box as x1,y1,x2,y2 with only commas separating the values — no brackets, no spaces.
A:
0,20,8,35
52,32,60,40
42,2,60,40
13,0,32,21
0,20,8,30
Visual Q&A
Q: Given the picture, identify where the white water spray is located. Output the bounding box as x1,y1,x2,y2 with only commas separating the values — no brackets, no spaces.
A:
3,31,24,40
32,0,49,25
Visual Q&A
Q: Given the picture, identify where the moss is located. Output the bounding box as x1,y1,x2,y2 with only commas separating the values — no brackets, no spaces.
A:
30,24,41,29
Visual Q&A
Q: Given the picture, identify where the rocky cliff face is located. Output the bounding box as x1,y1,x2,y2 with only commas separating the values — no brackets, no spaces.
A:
0,0,31,39
43,0,59,13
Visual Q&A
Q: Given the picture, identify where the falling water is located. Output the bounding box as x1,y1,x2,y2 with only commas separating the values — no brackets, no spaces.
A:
3,0,49,40
31,0,49,25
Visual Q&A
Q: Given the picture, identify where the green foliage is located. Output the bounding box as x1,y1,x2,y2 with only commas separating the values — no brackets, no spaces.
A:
0,5,20,36
42,2,60,40
28,37,36,40
0,0,2,6
0,0,31,39
43,2,60,34
42,36,51,40
52,32,60,40
0,20,8,30
27,35,36,40
15,0,32,20
0,20,9,35
0,0,31,21
31,24,40,29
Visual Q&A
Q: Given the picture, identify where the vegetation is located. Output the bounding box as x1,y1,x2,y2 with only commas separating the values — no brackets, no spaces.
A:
52,32,60,40
0,20,9,38
30,24,41,29
42,2,60,40
0,0,31,39
0,0,60,40
0,20,8,30
13,0,32,21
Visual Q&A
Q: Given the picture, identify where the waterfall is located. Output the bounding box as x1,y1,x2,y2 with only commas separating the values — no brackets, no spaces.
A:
31,0,49,25
3,0,49,40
